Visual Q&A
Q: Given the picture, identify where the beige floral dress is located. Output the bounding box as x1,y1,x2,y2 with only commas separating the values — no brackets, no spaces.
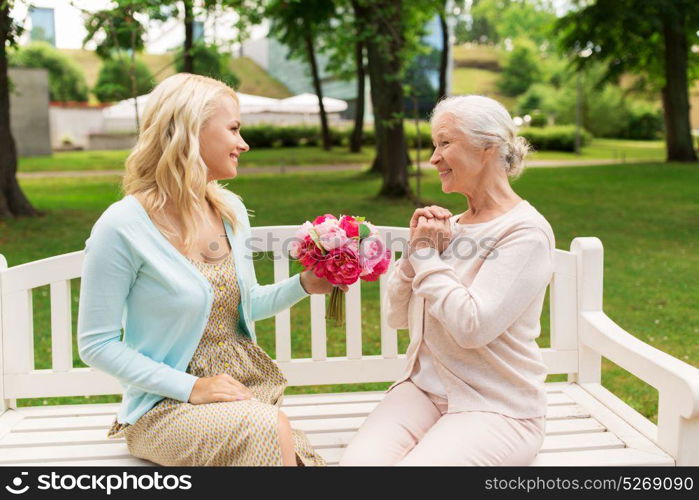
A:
106,251,325,466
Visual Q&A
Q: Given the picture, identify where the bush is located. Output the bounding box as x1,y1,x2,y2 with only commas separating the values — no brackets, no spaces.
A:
619,104,664,140
498,37,542,97
404,122,432,149
8,41,88,102
238,123,591,153
519,125,591,152
515,67,664,140
174,43,239,89
93,55,155,103
528,110,548,127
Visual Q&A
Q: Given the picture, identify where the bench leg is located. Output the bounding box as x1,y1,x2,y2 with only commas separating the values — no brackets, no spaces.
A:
658,393,699,466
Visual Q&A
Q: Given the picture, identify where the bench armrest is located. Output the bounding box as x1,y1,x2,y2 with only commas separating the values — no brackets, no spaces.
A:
581,310,699,419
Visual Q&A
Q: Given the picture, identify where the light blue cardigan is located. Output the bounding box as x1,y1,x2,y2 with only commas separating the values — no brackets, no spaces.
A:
77,192,309,425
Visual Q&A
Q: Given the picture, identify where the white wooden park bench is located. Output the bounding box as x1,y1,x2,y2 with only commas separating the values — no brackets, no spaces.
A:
1,226,698,466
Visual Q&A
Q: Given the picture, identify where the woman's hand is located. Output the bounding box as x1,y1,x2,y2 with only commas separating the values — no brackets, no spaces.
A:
188,374,254,405
409,205,452,255
300,271,349,294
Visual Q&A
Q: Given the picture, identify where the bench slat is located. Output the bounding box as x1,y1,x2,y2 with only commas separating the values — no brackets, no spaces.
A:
531,448,674,466
11,402,590,432
0,431,630,466
49,280,73,372
345,282,362,359
379,253,398,358
0,417,609,449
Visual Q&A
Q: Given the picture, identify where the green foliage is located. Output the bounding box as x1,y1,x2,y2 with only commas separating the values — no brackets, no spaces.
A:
82,6,146,60
516,64,665,140
174,42,240,88
519,125,591,152
241,125,346,148
469,0,556,46
93,55,156,103
266,0,337,61
529,110,547,127
498,37,543,96
8,41,89,102
556,0,699,89
622,103,664,140
238,122,583,152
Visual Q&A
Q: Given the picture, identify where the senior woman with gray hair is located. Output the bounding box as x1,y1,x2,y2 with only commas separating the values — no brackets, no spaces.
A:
340,95,555,466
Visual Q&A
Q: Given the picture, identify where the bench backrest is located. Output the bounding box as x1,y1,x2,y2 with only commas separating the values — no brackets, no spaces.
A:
0,226,588,408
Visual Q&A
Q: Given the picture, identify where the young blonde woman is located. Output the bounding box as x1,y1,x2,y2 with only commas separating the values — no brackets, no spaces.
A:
77,73,346,466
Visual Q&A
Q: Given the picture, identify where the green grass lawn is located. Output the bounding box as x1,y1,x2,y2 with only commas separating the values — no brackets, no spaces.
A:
18,139,667,173
529,138,666,162
1,162,698,425
451,67,516,110
17,147,377,173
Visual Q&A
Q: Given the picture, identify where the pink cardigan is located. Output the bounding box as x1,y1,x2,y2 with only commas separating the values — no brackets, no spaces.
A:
384,200,555,419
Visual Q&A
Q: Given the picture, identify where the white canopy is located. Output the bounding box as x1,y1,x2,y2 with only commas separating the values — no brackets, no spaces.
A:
102,94,150,120
275,93,348,114
103,91,347,120
236,93,280,114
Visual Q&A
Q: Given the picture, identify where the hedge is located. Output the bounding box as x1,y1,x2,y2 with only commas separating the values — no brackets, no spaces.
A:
519,125,592,152
239,124,590,152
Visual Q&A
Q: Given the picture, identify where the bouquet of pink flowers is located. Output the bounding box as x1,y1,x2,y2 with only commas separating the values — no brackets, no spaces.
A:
289,213,391,325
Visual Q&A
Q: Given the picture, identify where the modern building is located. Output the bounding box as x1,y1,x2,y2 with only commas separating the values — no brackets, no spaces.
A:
243,14,453,122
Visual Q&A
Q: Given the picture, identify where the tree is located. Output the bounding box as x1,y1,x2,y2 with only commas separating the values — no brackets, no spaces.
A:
93,55,155,102
82,4,146,59
355,0,432,197
266,0,337,151
472,0,556,47
9,41,89,102
558,0,698,162
498,37,543,96
82,1,151,129
1,0,37,218
174,42,239,88
437,0,449,102
321,0,367,153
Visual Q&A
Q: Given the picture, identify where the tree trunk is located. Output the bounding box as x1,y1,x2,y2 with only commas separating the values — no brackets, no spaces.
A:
304,31,331,151
363,0,411,197
183,0,194,74
349,40,365,153
661,13,697,162
129,22,140,132
0,3,37,219
437,7,449,102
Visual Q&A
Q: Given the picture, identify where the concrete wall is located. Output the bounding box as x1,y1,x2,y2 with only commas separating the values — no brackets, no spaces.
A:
8,67,52,157
49,105,105,149
87,133,137,151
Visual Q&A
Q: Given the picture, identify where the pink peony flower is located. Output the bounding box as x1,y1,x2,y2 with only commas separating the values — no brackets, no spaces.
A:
314,218,349,252
313,213,338,225
339,215,359,238
361,253,390,281
359,236,386,271
289,221,314,259
316,245,361,285
319,227,349,251
299,237,326,270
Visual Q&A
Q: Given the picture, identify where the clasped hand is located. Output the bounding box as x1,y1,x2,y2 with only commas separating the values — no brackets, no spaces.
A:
409,205,453,255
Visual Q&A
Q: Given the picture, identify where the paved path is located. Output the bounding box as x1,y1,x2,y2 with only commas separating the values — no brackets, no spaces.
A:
17,158,653,179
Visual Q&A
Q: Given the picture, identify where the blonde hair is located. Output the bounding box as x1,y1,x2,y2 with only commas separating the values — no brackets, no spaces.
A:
431,95,530,179
123,73,243,252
